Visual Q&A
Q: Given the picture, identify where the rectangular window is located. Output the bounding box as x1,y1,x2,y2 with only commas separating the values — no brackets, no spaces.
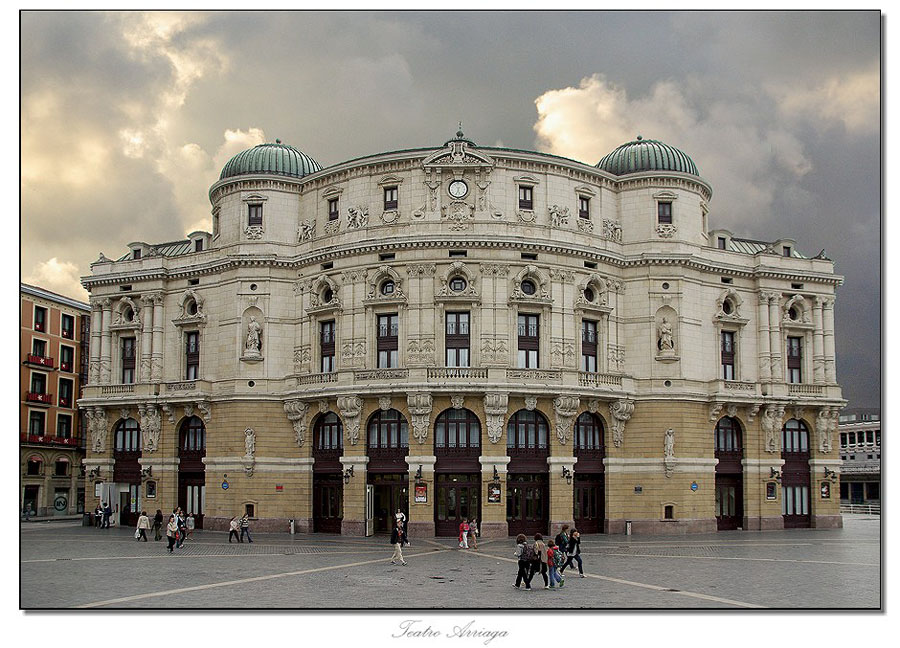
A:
578,196,590,219
31,372,47,394
34,306,47,332
518,186,533,210
517,314,539,368
121,337,136,384
194,239,203,252
132,249,142,260
61,314,75,339
384,187,398,210
657,201,673,224
32,338,47,358
787,336,802,383
57,414,72,439
445,312,470,368
721,331,736,380
248,203,263,226
717,237,727,250
328,198,339,221
185,332,200,380
58,378,74,408
29,411,45,436
783,246,792,257
581,320,598,372
27,459,42,476
321,320,336,373
54,460,69,477
377,314,399,368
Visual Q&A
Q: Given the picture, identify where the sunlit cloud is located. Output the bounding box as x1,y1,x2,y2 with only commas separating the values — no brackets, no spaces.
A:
24,258,88,301
768,68,879,134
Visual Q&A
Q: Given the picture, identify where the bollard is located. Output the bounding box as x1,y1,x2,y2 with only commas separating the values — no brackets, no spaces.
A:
625,520,632,536
289,518,295,535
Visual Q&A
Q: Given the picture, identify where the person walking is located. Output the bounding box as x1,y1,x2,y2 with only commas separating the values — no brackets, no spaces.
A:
228,516,241,543
560,529,585,577
390,520,407,566
240,514,253,543
102,503,112,528
458,519,470,549
530,534,549,589
547,540,564,589
554,524,570,557
166,515,178,553
153,509,163,541
512,534,534,590
186,513,195,541
175,509,186,548
136,511,150,542
94,505,103,528
467,518,478,551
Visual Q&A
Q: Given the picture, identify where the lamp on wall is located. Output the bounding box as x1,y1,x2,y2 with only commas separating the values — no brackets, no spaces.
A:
492,465,500,482
343,465,354,484
414,464,423,481
561,466,572,485
88,467,102,482
824,467,838,483
141,466,153,479
769,467,781,483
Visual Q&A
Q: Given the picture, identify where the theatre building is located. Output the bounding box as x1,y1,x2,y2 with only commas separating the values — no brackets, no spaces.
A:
79,129,845,535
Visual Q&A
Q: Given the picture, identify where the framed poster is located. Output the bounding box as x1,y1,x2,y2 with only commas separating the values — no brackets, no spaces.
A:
488,482,501,503
766,482,777,500
820,482,831,499
145,480,157,498
414,484,427,503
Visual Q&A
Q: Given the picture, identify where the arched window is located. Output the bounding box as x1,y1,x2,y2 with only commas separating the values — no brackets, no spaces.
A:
782,419,809,453
506,410,549,450
714,417,743,453
434,409,481,449
114,418,141,452
26,455,43,476
314,412,343,451
179,416,206,452
367,409,409,449
574,413,604,450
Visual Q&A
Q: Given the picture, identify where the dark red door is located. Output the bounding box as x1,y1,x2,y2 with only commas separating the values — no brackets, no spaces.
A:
573,475,604,534
435,473,480,536
313,475,343,534
715,475,743,530
506,474,548,537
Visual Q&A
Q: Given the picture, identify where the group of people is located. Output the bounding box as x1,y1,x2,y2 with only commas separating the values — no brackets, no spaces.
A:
228,515,254,543
130,508,195,551
458,518,478,550
93,503,112,528
513,524,585,590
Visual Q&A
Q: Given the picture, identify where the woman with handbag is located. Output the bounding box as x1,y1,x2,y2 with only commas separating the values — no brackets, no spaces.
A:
136,511,150,542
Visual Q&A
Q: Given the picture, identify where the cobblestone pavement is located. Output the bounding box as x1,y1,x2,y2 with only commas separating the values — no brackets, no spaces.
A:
20,515,880,609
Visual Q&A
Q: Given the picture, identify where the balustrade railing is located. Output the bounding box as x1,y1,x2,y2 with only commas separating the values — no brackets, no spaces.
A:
298,372,338,385
427,367,488,380
578,372,622,388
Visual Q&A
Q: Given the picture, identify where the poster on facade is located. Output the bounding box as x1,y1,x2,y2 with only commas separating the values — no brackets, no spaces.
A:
821,482,831,499
488,482,501,503
766,482,777,500
414,484,427,503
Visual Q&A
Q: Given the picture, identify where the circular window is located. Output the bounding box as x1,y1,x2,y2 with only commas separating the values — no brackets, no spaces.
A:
187,301,198,316
449,277,467,292
583,287,595,303
789,306,798,321
380,280,395,296
662,282,670,290
248,380,255,387
521,280,537,296
250,283,258,291
124,307,134,322
323,288,333,303
664,380,672,387
722,300,733,315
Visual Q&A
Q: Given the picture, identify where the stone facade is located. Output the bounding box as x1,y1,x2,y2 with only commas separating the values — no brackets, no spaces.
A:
78,132,845,535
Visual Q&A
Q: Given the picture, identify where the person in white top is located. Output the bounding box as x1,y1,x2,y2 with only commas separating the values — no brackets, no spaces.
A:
136,511,151,542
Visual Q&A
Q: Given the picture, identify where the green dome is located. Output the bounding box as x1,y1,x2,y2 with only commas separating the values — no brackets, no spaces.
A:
219,140,322,181
596,136,698,176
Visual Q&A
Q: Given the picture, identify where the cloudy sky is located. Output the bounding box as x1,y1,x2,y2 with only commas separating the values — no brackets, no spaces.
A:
19,10,880,408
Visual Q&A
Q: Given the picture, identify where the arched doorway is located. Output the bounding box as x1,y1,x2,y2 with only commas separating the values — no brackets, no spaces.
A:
506,409,549,537
573,412,605,534
178,416,206,528
433,408,481,536
782,418,811,528
366,408,409,534
113,418,142,527
714,416,744,530
312,412,343,534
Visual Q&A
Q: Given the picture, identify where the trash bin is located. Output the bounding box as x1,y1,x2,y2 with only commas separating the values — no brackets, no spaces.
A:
83,513,92,527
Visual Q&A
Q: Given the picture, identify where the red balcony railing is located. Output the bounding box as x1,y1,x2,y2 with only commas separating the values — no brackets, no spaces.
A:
61,328,74,339
58,395,72,408
25,354,55,369
26,392,53,405
20,432,83,447
59,361,73,372
33,321,45,332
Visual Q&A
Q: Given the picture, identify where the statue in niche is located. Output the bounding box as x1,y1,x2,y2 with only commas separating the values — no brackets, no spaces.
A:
244,427,256,459
657,317,675,353
664,428,675,458
245,317,262,356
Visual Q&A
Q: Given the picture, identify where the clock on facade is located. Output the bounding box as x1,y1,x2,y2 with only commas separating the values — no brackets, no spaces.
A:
448,180,468,199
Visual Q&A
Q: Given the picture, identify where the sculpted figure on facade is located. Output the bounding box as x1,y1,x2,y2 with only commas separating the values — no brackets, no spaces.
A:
87,408,108,454
553,396,579,444
337,396,363,445
245,317,262,356
483,393,509,444
298,220,315,242
602,218,623,242
139,405,161,453
657,317,675,353
244,427,256,459
664,428,676,478
608,399,634,447
816,407,835,454
347,206,369,229
761,405,784,453
549,204,569,227
407,393,434,444
284,400,309,447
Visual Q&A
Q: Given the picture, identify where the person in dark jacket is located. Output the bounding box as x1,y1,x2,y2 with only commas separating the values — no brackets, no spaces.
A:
102,503,112,528
390,520,407,566
529,533,549,588
512,534,533,590
560,529,585,577
152,509,164,541
554,524,570,554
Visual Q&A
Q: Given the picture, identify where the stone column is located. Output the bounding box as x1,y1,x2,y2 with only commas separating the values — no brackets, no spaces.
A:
99,298,112,383
767,293,782,381
139,294,154,383
823,298,837,383
88,299,103,384
339,456,368,536
547,456,577,537
150,293,164,382
757,292,771,382
478,455,509,538
813,297,825,384
405,455,436,537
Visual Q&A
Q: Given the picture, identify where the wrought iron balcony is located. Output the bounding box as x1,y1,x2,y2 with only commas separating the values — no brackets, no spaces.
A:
25,391,53,405
20,432,84,448
25,354,55,369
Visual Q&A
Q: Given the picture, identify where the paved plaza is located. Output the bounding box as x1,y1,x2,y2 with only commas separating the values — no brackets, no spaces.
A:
20,516,880,609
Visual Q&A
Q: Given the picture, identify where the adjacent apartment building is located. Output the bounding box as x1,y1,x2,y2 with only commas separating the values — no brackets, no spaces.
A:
838,409,880,510
21,283,90,517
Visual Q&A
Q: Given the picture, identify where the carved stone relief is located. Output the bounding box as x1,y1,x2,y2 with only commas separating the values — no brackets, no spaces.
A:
408,393,433,444
483,393,509,444
284,400,309,447
338,396,363,445
608,399,635,447
553,396,579,444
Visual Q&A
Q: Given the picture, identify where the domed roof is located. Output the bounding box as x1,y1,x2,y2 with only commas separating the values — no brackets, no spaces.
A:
596,136,699,176
219,140,322,181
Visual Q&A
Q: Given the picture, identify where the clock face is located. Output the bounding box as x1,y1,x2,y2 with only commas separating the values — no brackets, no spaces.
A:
448,180,468,199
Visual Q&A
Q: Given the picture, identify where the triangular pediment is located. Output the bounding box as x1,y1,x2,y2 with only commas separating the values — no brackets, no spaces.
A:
422,143,495,169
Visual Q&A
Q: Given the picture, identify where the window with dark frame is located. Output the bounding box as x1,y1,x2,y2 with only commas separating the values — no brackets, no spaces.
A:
57,414,72,439
194,239,203,252
34,306,46,332
714,417,743,453
783,246,792,257
657,201,673,224
328,198,339,221
27,457,42,475
29,411,45,436
248,203,263,226
578,196,590,219
506,410,549,450
60,345,74,372
517,314,539,368
32,338,47,358
518,185,533,210
121,337,136,384
717,237,727,250
377,314,399,368
133,249,142,260
320,320,336,373
54,459,69,477
58,378,74,408
434,408,481,449
61,314,75,339
574,412,604,450
383,186,398,210
180,416,206,452
114,418,141,452
581,320,598,372
787,336,802,383
185,331,200,380
367,409,409,449
721,331,736,380
314,412,343,451
31,372,46,394
445,312,470,368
